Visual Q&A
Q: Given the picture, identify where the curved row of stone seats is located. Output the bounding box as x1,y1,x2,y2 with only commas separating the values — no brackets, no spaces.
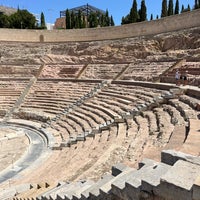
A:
0,64,41,78
53,85,198,154
45,83,167,146
0,80,29,118
39,64,85,79
15,81,98,121
120,61,175,81
54,90,180,155
79,63,129,80
179,94,200,111
10,150,200,200
39,81,110,146
100,84,163,105
45,82,183,150
168,98,198,120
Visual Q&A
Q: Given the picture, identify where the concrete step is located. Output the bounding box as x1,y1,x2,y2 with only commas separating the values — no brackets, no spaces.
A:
58,180,94,200
90,166,134,199
161,149,200,166
156,160,200,200
80,174,114,200
111,159,170,200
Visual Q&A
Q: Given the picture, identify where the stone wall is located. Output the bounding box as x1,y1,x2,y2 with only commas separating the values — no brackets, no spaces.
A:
0,9,200,42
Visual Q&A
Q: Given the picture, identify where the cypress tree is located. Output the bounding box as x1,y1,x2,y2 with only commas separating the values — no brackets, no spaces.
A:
70,11,75,29
161,0,167,17
78,10,82,28
175,0,179,14
150,14,153,20
40,12,46,29
74,15,78,28
139,0,147,21
168,0,174,16
89,12,98,28
110,15,115,26
105,10,110,26
65,9,71,29
194,0,198,9
181,4,184,13
100,14,105,26
187,4,191,11
129,0,138,23
82,15,86,28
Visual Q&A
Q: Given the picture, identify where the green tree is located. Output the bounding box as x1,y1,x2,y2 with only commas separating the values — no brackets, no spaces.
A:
121,15,130,24
175,0,179,14
161,0,168,17
181,4,191,12
9,9,36,29
40,12,46,29
0,13,9,28
65,9,71,29
181,4,185,12
70,11,75,29
105,10,110,26
77,10,82,28
187,4,191,11
110,15,115,26
99,14,105,26
168,0,174,16
194,0,199,9
139,0,147,21
88,12,98,28
82,15,86,28
150,14,153,20
129,0,138,23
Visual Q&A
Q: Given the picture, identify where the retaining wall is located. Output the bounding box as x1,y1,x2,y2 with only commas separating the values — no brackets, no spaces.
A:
0,9,200,42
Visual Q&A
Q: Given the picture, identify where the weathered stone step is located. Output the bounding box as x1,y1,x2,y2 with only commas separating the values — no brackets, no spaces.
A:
57,180,94,200
92,166,134,199
80,174,114,200
156,160,200,200
111,160,170,200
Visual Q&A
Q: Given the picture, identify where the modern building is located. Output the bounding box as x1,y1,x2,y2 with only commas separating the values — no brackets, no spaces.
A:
54,4,106,29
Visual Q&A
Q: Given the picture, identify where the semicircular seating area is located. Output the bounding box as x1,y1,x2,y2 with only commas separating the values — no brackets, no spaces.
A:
0,26,199,200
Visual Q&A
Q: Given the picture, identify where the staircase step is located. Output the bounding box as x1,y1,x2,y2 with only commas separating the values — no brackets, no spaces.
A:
161,149,200,166
61,180,94,200
111,160,170,199
156,160,200,200
80,174,114,200
90,167,134,199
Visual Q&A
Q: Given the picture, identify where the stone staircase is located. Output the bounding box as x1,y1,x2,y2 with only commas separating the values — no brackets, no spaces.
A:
9,150,200,200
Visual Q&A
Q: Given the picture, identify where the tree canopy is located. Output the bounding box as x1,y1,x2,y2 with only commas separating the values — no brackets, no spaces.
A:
0,9,36,29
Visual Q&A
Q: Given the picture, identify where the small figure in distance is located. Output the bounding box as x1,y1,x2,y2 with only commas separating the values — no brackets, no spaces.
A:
183,70,188,85
175,69,180,85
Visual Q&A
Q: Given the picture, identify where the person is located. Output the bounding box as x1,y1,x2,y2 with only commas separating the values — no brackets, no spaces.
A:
175,69,180,85
183,70,188,85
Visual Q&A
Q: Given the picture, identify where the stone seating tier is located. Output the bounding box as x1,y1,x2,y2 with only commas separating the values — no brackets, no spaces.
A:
10,150,200,200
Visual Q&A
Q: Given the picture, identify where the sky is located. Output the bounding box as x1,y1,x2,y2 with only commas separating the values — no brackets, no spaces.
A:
0,0,194,26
